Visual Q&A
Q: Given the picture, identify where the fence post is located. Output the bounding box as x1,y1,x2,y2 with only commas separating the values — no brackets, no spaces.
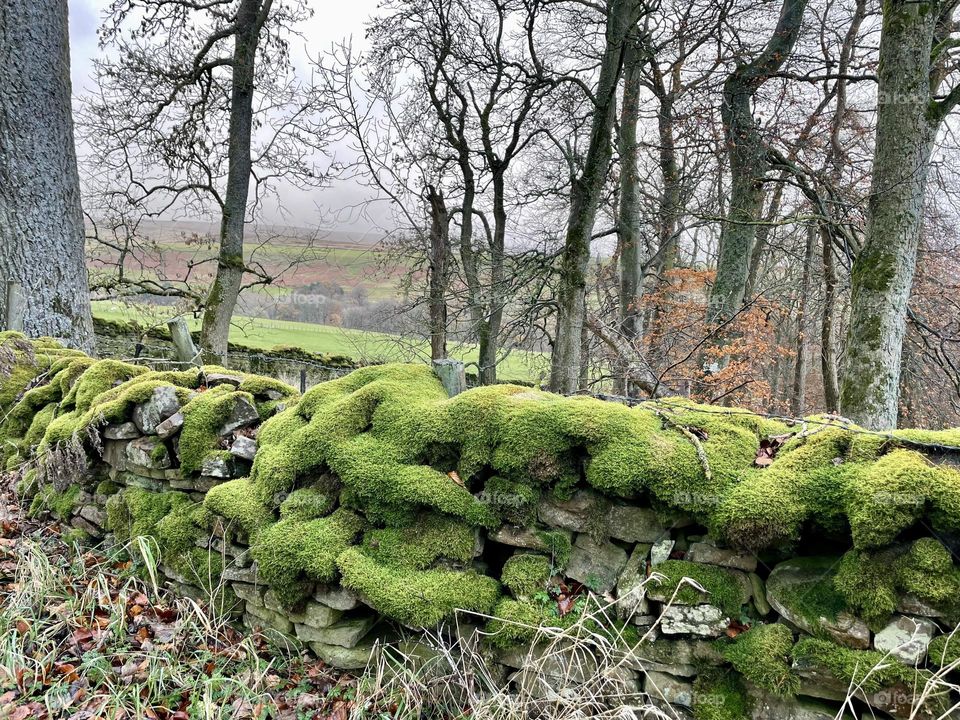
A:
300,368,307,394
167,317,201,366
432,359,467,397
5,281,24,332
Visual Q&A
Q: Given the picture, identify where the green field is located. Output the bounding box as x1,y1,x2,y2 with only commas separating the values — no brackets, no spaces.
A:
93,302,547,383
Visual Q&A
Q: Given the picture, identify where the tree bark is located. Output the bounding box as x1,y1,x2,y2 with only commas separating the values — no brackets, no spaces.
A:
618,40,643,345
0,0,95,352
841,0,954,429
551,0,643,393
791,224,815,416
426,186,449,361
199,0,267,361
707,0,808,323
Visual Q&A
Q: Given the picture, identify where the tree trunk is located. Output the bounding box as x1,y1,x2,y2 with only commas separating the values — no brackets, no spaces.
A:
618,40,643,345
199,0,265,361
0,0,95,352
819,225,841,411
791,224,815,416
426,186,449,361
841,0,947,429
707,0,808,323
478,171,507,385
551,0,643,393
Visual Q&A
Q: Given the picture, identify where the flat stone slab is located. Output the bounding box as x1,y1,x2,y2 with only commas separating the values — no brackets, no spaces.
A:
132,386,180,434
606,505,671,544
565,533,627,594
873,615,937,665
296,616,375,648
219,397,260,436
659,604,729,637
686,540,757,572
314,584,362,611
644,670,694,708
766,558,870,649
230,435,258,462
537,490,602,532
125,436,170,470
103,422,140,440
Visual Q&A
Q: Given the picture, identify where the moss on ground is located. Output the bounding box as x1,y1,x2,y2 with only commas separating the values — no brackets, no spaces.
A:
721,623,798,695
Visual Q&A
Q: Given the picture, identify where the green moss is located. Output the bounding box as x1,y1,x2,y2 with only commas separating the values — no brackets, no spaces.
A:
361,514,475,570
774,557,849,630
650,560,746,615
834,539,960,626
62,527,91,545
535,530,572,568
95,480,121,497
338,546,499,627
203,479,274,536
251,509,364,606
482,476,539,526
29,484,81,521
501,554,552,599
721,623,798,695
692,673,751,720
278,487,337,521
61,359,148,412
928,634,960,668
791,638,927,693
179,386,256,474
24,402,57,448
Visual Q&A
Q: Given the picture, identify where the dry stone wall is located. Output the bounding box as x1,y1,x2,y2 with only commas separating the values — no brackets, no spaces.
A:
3,332,960,719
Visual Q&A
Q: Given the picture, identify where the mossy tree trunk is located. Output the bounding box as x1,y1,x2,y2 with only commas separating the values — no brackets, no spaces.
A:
199,0,269,361
0,0,95,352
841,0,959,429
707,0,808,324
551,0,646,394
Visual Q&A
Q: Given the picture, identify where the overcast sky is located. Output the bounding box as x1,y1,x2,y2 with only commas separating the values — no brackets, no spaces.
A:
66,0,386,231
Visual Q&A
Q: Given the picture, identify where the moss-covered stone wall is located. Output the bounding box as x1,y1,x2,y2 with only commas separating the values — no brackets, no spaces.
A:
4,331,960,719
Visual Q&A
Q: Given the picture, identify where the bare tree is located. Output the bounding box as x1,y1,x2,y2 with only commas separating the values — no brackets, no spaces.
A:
83,0,326,360
551,0,649,393
0,0,95,351
707,0,808,323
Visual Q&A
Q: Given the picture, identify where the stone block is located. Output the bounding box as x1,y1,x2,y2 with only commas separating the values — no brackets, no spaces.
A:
616,543,651,621
644,670,694,708
660,604,729,637
489,525,571,553
650,538,675,566
223,563,260,584
313,584,361,611
132,386,180,434
219,397,260,436
231,582,264,605
201,455,235,478
607,504,671,543
126,436,170,470
296,616,375,648
103,422,140,440
873,615,937,665
686,540,757,572
230,435,258,462
537,490,603,532
155,412,184,439
78,504,106,527
766,559,870,649
565,533,627,594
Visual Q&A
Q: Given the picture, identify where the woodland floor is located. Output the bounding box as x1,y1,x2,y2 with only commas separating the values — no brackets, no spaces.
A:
0,475,359,720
